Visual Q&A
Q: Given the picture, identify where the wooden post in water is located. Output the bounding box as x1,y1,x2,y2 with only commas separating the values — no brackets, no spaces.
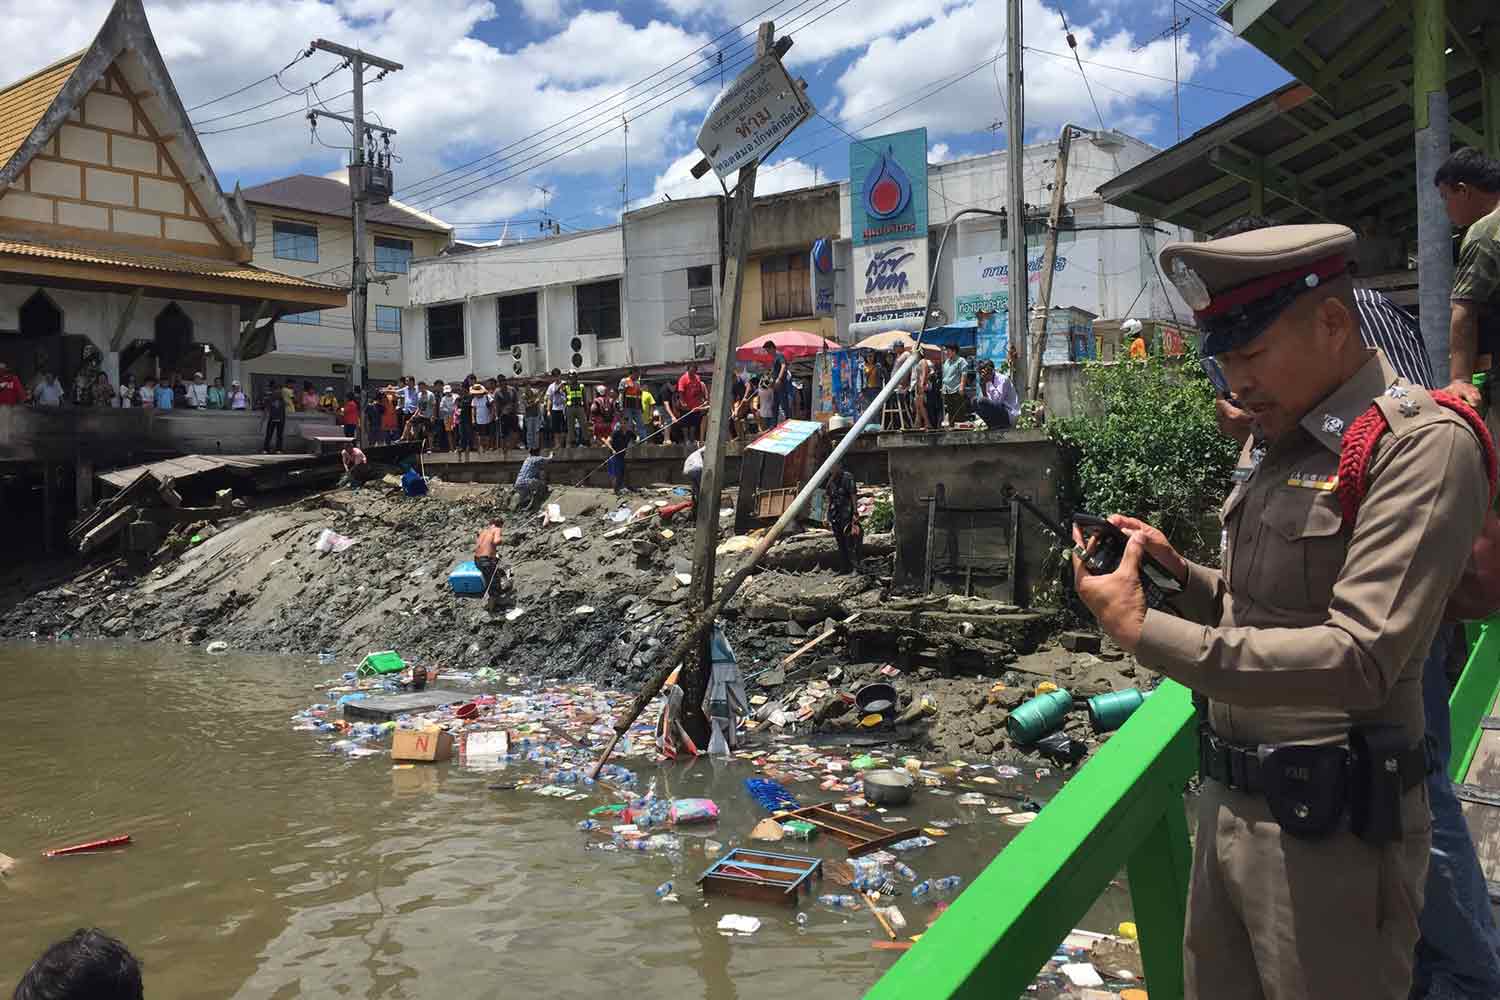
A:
682,21,775,743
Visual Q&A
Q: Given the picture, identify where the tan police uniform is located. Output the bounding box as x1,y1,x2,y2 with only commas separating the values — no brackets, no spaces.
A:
1135,225,1491,1000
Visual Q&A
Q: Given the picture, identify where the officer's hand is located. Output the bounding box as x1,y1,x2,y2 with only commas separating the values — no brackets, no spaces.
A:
1106,514,1187,585
1214,397,1254,446
1444,378,1484,410
1071,525,1148,652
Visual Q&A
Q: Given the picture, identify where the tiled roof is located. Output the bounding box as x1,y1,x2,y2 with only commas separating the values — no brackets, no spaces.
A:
0,235,344,293
241,173,452,234
0,52,84,169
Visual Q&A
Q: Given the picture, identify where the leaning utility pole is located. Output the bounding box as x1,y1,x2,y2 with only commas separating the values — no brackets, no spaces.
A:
309,38,403,446
1029,124,1077,401
681,20,809,744
1005,0,1030,399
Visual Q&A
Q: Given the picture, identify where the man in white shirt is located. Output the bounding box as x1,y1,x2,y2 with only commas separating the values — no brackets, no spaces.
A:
31,370,64,406
228,380,248,409
973,359,1020,429
186,371,209,409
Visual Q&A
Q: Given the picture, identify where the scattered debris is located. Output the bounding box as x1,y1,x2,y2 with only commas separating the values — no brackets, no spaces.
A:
43,834,132,858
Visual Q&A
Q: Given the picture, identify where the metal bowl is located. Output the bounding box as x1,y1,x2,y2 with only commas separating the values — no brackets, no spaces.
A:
863,769,914,807
856,682,899,717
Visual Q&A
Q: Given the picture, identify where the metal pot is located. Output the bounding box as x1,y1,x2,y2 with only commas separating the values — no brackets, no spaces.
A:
855,682,898,717
863,769,914,806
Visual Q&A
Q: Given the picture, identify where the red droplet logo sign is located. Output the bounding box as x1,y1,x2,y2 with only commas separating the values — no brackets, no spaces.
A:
863,147,911,221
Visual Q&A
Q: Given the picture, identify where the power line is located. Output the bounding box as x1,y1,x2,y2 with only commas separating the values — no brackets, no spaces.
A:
405,0,847,212
182,48,309,113
413,0,858,215
1056,7,1106,132
397,0,800,199
1023,45,1254,98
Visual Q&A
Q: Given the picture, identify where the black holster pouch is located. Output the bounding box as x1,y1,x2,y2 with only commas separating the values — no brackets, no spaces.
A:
1259,744,1349,838
1349,724,1408,845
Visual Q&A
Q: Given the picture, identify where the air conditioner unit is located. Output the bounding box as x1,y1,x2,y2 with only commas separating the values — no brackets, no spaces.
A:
510,343,541,377
569,333,598,370
695,340,715,360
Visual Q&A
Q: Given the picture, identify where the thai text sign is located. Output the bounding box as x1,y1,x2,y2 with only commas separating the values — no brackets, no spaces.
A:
852,241,929,327
697,55,814,180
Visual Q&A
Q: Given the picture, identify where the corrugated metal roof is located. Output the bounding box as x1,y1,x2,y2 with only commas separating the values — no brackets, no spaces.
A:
0,51,83,169
241,173,452,233
0,235,344,293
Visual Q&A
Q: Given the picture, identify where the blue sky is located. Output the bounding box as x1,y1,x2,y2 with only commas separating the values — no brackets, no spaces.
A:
5,0,1294,244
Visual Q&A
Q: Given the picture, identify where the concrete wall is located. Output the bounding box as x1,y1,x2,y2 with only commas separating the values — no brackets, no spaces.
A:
736,184,842,352
241,202,448,388
624,197,721,366
0,404,338,462
879,429,1061,605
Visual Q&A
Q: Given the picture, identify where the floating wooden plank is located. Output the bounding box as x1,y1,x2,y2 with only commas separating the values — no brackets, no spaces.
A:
777,802,921,857
699,848,822,905
341,690,471,722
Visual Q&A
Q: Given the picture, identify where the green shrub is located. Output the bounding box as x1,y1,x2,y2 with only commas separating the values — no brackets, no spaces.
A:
1049,352,1238,562
867,493,894,533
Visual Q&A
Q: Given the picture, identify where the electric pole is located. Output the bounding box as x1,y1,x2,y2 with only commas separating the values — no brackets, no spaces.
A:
309,38,403,446
1004,0,1029,399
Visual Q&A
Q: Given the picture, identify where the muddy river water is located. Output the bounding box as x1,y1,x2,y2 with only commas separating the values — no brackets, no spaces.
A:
2,641,1132,998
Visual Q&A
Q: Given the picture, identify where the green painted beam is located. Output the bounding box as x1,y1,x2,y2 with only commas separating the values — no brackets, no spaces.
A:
1211,146,1329,220
1204,198,1256,233
1268,90,1408,168
1163,174,1241,217
1125,801,1192,1000
1241,21,1325,88
864,681,1199,1000
1451,619,1500,782
1454,119,1485,150
1313,4,1413,95
1412,0,1446,131
1302,120,1419,186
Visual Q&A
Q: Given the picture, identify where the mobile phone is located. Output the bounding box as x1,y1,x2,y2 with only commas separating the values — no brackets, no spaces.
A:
1071,511,1184,606
1200,357,1232,399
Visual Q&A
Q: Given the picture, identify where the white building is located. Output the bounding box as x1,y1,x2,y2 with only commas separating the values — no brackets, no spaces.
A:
836,130,1193,342
240,173,452,403
403,225,627,384
396,129,1192,382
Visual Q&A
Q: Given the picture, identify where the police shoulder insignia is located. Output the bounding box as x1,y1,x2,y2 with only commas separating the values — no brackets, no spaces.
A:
1399,399,1419,417
1384,384,1410,399
1321,414,1345,436
1287,472,1339,491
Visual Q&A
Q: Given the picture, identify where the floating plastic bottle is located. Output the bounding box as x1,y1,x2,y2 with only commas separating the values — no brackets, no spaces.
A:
911,880,932,899
577,819,600,832
655,881,673,898
893,862,917,881
817,894,859,910
934,875,963,892
795,912,808,926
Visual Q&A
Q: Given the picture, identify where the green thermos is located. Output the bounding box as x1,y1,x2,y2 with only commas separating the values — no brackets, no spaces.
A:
1087,689,1145,733
1006,689,1074,745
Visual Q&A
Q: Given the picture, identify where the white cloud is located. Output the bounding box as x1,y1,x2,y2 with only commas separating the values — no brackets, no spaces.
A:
928,142,952,163
518,0,566,24
640,150,824,207
834,0,1204,143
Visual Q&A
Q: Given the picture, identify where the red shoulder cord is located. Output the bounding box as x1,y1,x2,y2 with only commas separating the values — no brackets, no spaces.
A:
1337,390,1499,530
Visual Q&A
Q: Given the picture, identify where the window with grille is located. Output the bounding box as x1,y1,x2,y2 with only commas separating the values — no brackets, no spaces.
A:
576,280,621,340
760,252,810,321
498,292,539,347
281,310,321,325
272,220,318,262
374,236,414,274
426,303,465,359
375,305,402,333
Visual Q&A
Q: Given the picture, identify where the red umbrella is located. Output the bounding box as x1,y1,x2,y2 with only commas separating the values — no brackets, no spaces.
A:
736,330,840,365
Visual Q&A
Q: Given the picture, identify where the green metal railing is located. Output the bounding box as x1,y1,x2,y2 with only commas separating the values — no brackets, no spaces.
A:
866,620,1500,1000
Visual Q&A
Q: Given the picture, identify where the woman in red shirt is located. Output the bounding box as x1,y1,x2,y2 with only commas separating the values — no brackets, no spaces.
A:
341,395,360,437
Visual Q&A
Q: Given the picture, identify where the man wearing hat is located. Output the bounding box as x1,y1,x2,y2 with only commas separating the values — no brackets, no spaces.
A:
1071,224,1492,999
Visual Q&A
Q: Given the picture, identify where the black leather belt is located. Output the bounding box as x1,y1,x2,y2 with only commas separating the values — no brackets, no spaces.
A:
1198,729,1425,794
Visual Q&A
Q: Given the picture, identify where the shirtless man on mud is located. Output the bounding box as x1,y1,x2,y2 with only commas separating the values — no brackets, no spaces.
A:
475,518,506,610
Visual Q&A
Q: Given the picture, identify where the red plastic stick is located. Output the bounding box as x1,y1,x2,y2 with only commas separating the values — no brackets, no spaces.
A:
43,834,131,858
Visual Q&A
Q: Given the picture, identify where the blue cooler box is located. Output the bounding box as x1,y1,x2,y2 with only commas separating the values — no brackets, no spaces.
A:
449,561,486,594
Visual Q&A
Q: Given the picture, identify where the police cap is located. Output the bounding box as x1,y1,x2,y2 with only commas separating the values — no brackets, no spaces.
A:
1159,223,1356,357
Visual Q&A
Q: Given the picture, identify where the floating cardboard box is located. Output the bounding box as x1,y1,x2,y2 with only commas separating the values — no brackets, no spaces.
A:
391,728,453,762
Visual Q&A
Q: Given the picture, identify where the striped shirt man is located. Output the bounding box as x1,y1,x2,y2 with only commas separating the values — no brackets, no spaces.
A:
1353,286,1435,388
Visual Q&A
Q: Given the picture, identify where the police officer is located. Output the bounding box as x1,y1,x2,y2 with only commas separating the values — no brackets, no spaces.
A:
1072,224,1491,999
